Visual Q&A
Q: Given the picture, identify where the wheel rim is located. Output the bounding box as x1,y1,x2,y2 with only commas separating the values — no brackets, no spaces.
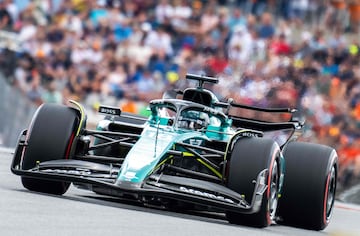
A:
269,161,279,220
326,166,336,219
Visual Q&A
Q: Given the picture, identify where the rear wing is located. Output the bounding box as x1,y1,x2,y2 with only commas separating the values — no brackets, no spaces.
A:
227,101,305,132
230,101,296,113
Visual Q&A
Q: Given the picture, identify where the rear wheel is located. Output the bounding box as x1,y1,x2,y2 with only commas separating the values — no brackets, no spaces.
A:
226,138,281,228
21,104,80,195
277,142,338,230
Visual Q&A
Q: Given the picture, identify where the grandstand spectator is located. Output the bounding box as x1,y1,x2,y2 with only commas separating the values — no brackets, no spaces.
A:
321,56,339,76
155,0,174,24
42,80,63,103
200,5,219,34
0,1,12,30
4,0,18,22
228,25,253,65
268,33,292,55
290,0,309,21
227,7,246,32
26,71,42,105
144,24,173,57
257,12,275,39
324,0,349,32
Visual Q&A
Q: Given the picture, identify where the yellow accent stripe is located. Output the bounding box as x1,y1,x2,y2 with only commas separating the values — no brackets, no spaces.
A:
154,156,173,172
183,152,194,157
183,151,221,178
69,100,85,136
196,158,222,179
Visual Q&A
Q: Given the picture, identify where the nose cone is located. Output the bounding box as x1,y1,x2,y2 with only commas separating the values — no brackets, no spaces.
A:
116,128,175,184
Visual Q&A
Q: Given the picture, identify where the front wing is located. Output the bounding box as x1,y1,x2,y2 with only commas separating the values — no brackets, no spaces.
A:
11,134,268,214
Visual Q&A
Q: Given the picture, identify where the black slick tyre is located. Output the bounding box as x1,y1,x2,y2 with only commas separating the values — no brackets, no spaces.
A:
21,104,80,195
277,142,338,230
226,138,281,228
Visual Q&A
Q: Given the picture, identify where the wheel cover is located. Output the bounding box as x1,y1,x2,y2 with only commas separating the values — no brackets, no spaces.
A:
326,166,336,220
269,161,279,221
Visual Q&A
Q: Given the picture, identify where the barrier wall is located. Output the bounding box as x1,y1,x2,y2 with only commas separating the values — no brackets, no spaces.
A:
0,74,37,147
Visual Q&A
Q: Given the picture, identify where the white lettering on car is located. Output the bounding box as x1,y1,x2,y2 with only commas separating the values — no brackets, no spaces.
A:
179,186,234,204
42,169,91,175
100,108,116,115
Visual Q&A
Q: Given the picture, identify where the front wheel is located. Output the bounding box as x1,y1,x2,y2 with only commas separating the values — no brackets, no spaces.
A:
226,138,281,228
277,142,338,230
21,103,80,195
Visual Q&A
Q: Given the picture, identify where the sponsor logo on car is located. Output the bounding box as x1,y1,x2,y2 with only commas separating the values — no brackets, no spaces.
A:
239,131,263,138
98,106,121,116
43,168,91,175
179,186,234,204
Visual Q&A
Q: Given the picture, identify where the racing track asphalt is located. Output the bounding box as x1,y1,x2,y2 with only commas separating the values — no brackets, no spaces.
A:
0,147,359,236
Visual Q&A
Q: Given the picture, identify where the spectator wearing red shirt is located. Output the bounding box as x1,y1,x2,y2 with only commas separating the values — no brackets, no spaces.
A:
269,33,291,55
206,49,228,75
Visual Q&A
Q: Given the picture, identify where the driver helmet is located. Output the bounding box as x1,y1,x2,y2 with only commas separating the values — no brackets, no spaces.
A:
178,110,209,130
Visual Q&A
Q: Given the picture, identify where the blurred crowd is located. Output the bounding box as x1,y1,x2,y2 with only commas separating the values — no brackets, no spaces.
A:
0,0,360,188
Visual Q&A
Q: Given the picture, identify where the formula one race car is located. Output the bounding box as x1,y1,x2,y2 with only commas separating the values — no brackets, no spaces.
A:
11,74,338,230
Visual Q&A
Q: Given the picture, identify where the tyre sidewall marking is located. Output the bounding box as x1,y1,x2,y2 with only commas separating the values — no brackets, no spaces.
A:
267,144,280,224
322,151,337,225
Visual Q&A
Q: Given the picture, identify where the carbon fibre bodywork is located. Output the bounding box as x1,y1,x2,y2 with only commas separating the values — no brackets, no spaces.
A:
11,74,336,229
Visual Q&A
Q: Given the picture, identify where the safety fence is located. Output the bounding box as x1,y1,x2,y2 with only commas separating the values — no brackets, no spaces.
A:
0,74,37,147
